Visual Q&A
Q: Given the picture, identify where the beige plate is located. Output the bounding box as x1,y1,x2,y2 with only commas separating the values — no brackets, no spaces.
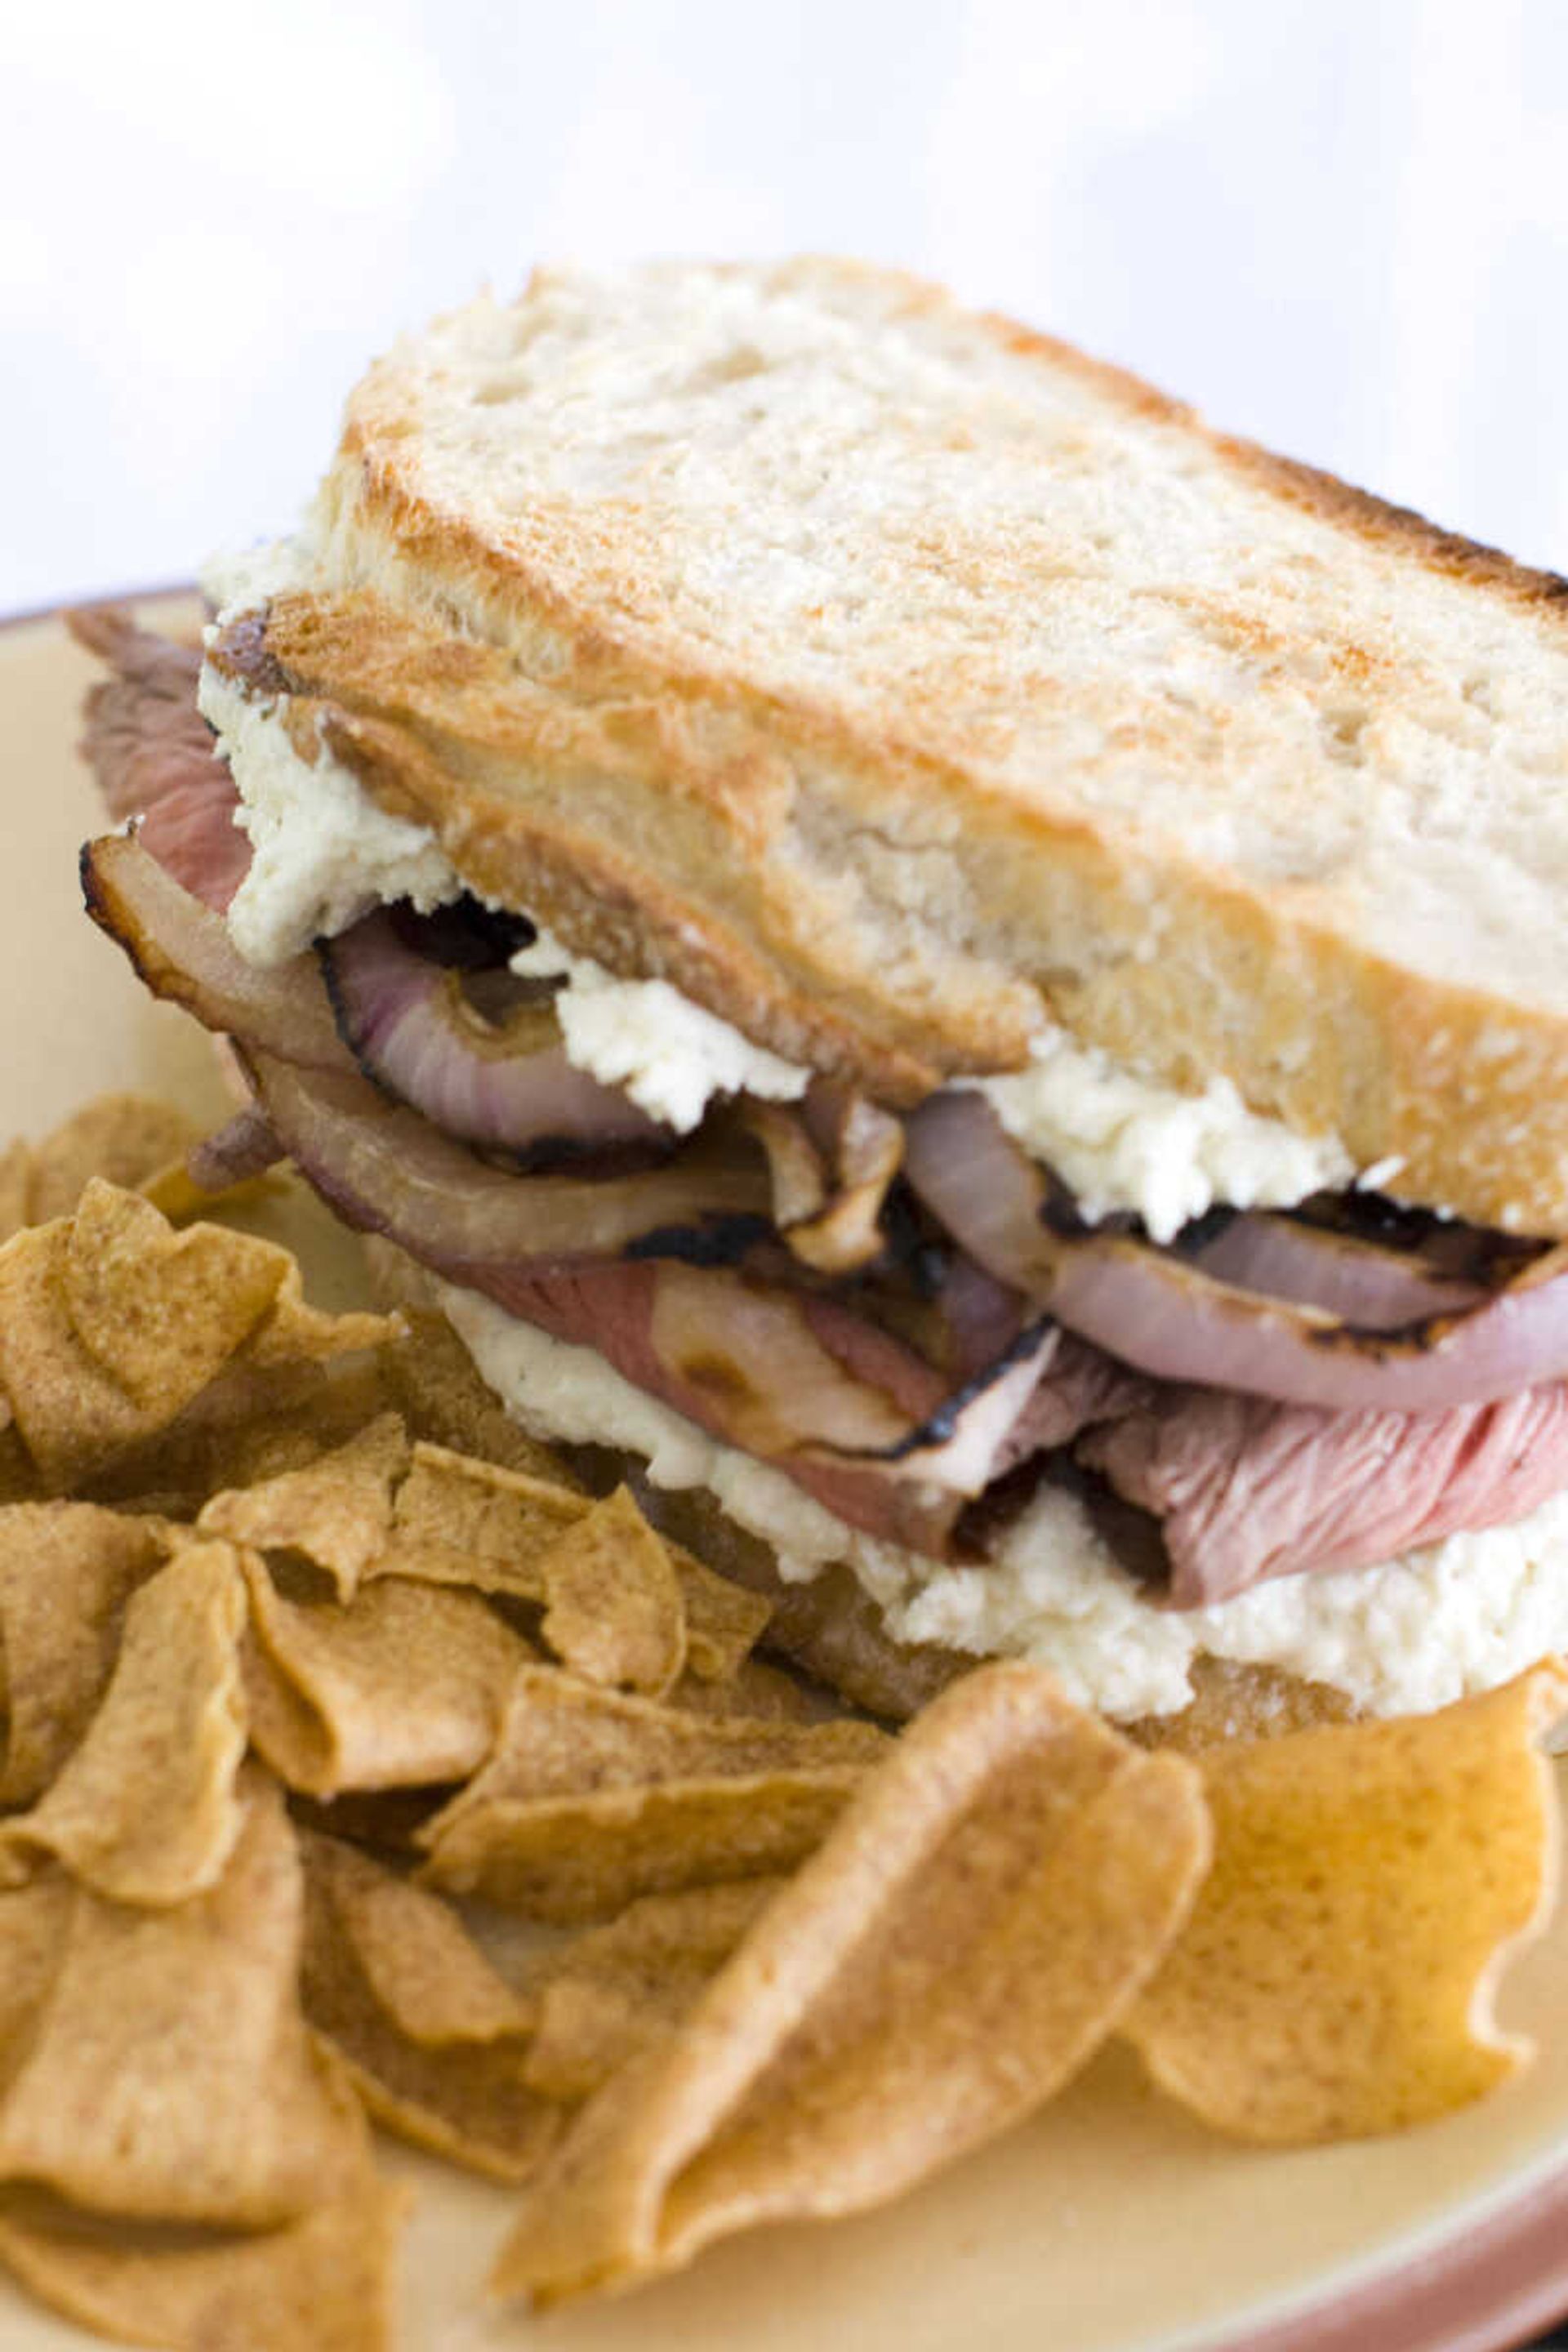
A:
8,595,1568,2352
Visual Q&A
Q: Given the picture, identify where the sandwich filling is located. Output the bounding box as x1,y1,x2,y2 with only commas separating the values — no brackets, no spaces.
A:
76,604,1568,1720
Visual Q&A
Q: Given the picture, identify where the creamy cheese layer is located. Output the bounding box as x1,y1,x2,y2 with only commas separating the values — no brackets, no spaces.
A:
441,1281,1568,1724
197,665,462,966
969,1036,1354,1244
510,929,809,1132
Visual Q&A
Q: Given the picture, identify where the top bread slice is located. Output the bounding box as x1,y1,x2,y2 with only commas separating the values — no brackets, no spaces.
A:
207,257,1568,1236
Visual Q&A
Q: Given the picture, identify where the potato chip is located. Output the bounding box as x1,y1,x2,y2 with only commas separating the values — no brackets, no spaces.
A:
430,1663,884,1807
0,1878,74,2091
291,1786,448,1859
62,1181,287,1410
0,1503,172,1806
379,1440,582,1592
0,1218,199,1492
524,1882,781,2101
0,1771,367,2226
304,1832,532,2045
26,1095,200,1227
0,2134,404,2352
418,1673,884,1921
426,1773,866,1927
242,1267,395,1373
667,1555,773,1686
198,1413,408,1600
0,1539,247,1905
0,1145,33,1248
0,1186,397,1493
540,1488,687,1696
243,1557,532,1799
301,1833,558,2184
0,1429,37,1508
88,1358,399,1525
1123,1666,1567,2141
491,1662,1209,2303
0,1095,206,1250
379,1443,769,1682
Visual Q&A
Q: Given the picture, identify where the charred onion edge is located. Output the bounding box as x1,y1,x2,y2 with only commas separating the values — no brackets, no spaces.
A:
827,1314,1056,1465
904,1089,1568,1412
316,916,674,1174
623,1217,777,1267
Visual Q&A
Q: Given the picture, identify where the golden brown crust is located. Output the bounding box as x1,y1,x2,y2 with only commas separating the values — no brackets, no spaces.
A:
212,258,1568,1232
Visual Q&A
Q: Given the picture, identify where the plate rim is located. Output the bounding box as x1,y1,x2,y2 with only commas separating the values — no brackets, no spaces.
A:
12,582,1568,2352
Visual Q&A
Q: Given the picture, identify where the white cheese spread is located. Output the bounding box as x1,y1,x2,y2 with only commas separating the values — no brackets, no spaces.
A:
970,1036,1352,1245
440,1279,1568,1724
196,665,463,968
510,929,809,1131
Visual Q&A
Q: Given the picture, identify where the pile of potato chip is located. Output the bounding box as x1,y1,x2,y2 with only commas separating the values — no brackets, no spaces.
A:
0,1095,1557,2350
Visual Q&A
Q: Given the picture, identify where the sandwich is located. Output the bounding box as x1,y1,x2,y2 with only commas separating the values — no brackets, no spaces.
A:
74,256,1568,1739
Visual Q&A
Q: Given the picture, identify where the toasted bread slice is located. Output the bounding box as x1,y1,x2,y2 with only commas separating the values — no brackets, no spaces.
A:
210,258,1568,1233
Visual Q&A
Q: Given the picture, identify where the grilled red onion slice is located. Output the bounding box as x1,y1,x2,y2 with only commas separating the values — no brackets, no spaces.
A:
186,1104,284,1193
1186,1210,1486,1326
318,911,670,1164
237,1048,772,1267
904,1091,1568,1413
82,834,350,1072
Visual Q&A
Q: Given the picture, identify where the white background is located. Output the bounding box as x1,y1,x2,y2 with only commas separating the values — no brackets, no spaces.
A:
3,0,1566,610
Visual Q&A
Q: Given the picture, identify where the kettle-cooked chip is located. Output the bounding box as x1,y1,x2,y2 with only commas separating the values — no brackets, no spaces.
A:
304,1832,533,2046
199,1414,408,1600
0,2134,405,2352
431,1664,884,1806
242,1268,395,1373
0,1431,37,1510
0,1218,199,1490
380,1441,582,1590
243,1557,532,1799
539,1489,687,1696
301,1833,559,2183
0,1771,367,2227
88,1359,399,1526
0,1539,247,1905
0,1095,204,1248
524,1882,782,2101
0,1503,172,1807
0,1146,31,1248
666,1558,773,1686
0,1878,73,2096
424,1772,865,1925
1123,1666,1567,2141
417,1669,884,1920
378,1444,770,1682
25,1096,201,1228
492,1662,1209,2304
0,1186,398,1493
62,1182,287,1410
